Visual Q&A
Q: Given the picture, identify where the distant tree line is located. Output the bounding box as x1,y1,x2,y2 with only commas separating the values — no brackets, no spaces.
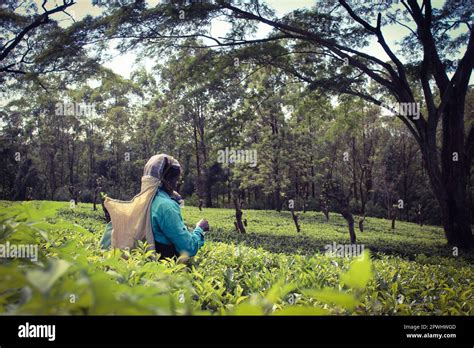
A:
3,49,469,232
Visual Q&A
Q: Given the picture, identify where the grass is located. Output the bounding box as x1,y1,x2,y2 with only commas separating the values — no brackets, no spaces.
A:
182,206,464,259
0,200,472,315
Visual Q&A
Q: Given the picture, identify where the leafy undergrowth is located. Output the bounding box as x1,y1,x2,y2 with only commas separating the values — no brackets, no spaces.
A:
0,201,472,315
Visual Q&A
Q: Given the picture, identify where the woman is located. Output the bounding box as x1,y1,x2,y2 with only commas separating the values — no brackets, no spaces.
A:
101,154,209,260
145,154,209,259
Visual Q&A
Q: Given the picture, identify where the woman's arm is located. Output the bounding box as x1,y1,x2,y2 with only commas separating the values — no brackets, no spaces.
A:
157,203,205,257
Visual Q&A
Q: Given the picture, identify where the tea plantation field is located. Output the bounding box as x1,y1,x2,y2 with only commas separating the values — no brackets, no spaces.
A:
0,201,472,315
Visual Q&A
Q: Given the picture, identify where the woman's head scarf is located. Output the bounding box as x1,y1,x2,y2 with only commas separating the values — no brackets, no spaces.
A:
141,154,181,191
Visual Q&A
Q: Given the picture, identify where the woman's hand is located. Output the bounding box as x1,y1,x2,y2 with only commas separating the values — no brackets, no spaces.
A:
196,219,209,231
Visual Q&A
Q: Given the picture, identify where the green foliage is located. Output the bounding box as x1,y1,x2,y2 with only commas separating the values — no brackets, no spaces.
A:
182,206,468,259
340,250,372,289
0,201,472,315
26,259,71,295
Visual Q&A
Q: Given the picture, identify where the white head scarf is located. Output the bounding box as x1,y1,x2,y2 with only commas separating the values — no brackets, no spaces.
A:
141,153,181,192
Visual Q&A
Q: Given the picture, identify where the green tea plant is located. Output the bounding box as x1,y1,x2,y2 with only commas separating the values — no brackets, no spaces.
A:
0,201,472,315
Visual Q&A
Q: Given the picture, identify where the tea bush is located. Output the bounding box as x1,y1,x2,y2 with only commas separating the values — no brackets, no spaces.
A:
0,201,472,315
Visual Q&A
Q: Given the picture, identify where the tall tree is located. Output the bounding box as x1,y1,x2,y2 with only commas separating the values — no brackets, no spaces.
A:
88,0,473,248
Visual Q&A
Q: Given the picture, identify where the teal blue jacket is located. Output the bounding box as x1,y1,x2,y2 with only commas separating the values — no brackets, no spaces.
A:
151,189,205,256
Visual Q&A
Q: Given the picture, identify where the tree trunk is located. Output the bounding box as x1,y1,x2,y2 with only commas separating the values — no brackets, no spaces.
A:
323,207,329,221
101,197,111,223
351,137,359,204
341,209,356,244
422,103,473,249
205,176,213,208
93,189,98,211
439,103,473,248
48,151,56,200
290,207,301,233
358,215,365,232
388,205,396,230
416,204,424,226
274,188,281,212
198,199,203,211
320,196,330,221
192,119,205,206
233,198,246,233
68,136,76,203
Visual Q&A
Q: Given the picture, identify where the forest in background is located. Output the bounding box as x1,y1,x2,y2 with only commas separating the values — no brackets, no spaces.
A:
3,62,467,225
1,0,473,248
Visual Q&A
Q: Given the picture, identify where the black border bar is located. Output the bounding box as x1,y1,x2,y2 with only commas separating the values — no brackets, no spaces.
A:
0,315,472,346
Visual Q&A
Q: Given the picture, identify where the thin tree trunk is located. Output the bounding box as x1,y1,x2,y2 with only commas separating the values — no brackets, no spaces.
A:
233,197,246,233
290,206,301,233
358,214,365,232
341,209,356,244
389,205,396,230
192,119,205,205
274,188,281,212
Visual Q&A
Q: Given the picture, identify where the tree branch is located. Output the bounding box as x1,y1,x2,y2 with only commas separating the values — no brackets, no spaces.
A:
0,0,76,63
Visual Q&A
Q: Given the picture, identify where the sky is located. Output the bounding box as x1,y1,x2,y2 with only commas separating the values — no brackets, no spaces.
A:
23,0,473,81
50,0,324,78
